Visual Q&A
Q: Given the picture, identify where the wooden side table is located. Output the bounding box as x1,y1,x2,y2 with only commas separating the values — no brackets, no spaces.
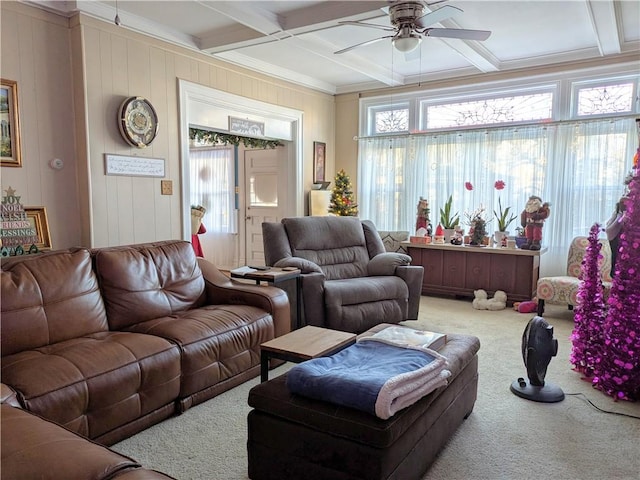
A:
259,326,356,382
230,267,302,330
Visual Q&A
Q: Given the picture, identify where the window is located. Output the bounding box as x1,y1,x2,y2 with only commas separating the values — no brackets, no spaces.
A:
423,92,553,129
575,82,635,117
357,70,639,277
366,102,410,135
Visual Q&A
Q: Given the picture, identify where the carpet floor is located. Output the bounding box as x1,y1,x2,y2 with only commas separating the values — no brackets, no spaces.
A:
113,296,640,480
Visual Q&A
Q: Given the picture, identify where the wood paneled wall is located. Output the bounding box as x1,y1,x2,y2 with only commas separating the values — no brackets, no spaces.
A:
1,2,335,249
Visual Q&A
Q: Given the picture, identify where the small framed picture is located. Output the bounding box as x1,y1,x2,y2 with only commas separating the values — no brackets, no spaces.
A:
313,141,326,183
1,79,22,167
25,207,52,250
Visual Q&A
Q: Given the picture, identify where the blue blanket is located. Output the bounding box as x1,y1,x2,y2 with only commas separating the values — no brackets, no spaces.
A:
286,338,450,419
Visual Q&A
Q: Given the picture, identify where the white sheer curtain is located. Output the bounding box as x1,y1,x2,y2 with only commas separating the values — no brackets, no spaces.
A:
189,146,237,269
358,117,636,276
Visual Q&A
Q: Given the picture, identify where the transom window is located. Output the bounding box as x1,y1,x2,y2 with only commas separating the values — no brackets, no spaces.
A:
368,103,410,134
576,82,635,116
375,108,409,133
423,92,554,129
361,72,639,137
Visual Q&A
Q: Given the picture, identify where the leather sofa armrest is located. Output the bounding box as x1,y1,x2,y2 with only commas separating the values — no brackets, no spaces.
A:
395,265,424,320
1,383,21,408
197,258,291,338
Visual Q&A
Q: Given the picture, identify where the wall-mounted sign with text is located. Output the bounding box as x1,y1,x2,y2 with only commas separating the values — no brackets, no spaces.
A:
228,117,265,137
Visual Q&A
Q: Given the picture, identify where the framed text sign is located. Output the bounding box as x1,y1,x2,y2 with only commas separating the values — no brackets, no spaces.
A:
104,154,165,177
228,116,265,137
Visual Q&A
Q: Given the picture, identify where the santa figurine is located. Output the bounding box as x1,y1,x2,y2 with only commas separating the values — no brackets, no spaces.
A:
520,195,550,250
415,197,432,236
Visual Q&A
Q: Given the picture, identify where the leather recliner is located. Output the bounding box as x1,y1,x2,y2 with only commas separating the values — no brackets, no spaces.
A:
262,216,424,333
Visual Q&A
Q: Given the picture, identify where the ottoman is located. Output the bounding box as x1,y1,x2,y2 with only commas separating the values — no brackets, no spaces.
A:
247,327,480,480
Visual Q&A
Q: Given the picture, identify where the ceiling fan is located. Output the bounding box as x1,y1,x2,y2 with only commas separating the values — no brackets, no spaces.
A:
335,1,491,55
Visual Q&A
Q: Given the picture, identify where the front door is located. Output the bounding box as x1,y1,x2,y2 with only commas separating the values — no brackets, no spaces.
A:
243,146,287,265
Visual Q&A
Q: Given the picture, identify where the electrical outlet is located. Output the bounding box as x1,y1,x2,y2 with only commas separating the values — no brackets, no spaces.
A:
161,180,173,195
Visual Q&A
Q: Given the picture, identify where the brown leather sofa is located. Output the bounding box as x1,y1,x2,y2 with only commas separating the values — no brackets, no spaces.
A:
1,403,177,479
1,239,290,447
262,216,424,333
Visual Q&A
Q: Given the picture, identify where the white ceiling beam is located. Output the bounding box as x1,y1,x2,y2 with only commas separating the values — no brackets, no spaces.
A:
425,12,499,73
280,1,388,30
585,0,621,56
214,51,339,94
197,0,283,35
200,1,387,53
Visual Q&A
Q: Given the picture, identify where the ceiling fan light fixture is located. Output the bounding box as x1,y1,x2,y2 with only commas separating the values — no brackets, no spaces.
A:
393,34,421,53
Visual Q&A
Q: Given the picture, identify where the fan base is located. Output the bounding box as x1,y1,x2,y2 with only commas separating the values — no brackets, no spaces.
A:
510,378,565,403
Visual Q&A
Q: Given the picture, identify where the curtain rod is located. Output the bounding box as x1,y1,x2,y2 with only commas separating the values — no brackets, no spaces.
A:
354,114,640,141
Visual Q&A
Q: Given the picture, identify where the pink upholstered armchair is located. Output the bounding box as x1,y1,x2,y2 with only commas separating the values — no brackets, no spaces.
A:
536,236,612,315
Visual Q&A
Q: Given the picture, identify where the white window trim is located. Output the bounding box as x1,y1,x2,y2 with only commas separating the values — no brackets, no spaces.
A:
359,63,640,136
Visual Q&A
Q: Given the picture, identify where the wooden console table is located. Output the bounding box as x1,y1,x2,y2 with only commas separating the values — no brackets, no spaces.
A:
403,242,546,304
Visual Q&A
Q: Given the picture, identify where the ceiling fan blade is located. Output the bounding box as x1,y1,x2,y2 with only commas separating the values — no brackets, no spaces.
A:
415,5,463,29
334,35,394,55
425,28,492,41
338,20,394,32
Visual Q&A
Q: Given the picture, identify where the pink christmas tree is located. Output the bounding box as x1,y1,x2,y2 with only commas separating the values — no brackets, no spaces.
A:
570,223,607,377
592,167,640,401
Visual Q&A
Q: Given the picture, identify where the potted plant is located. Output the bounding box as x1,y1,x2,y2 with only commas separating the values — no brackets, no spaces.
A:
439,195,460,240
493,181,517,246
494,197,517,232
464,206,490,246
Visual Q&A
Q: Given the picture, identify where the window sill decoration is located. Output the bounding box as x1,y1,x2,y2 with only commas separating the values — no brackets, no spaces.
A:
493,180,517,232
189,128,281,149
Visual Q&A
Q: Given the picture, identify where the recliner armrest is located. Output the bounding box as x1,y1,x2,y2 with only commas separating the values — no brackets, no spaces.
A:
274,256,322,273
197,258,291,338
395,265,424,320
367,252,412,276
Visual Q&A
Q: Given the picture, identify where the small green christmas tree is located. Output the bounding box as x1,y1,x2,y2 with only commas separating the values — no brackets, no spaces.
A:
329,169,358,216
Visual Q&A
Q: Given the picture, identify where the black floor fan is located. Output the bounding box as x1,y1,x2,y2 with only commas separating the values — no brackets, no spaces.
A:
511,316,565,403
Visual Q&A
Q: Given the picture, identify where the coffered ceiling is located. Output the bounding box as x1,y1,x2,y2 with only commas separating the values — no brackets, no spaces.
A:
26,0,640,94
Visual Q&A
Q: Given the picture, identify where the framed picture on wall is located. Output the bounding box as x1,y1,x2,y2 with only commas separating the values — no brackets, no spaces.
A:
25,207,52,250
1,79,22,167
313,141,326,183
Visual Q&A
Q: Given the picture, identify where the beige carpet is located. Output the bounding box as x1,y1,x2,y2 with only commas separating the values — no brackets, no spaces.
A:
113,296,640,480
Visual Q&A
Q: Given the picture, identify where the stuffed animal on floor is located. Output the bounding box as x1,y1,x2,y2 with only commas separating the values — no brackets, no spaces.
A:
472,290,508,310
472,289,490,309
486,290,508,311
513,298,538,313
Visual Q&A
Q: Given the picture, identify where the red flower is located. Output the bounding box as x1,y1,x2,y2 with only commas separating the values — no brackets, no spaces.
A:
494,180,506,190
465,182,474,191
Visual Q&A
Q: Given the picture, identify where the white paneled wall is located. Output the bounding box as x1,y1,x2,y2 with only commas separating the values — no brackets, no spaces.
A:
1,2,335,249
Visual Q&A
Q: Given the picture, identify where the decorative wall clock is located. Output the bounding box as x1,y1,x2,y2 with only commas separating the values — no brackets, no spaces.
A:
118,96,158,148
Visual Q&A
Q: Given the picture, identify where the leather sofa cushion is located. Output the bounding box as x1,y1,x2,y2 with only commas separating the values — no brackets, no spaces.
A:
0,404,176,480
1,332,181,439
125,304,274,397
1,249,108,356
95,241,205,330
1,404,139,479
